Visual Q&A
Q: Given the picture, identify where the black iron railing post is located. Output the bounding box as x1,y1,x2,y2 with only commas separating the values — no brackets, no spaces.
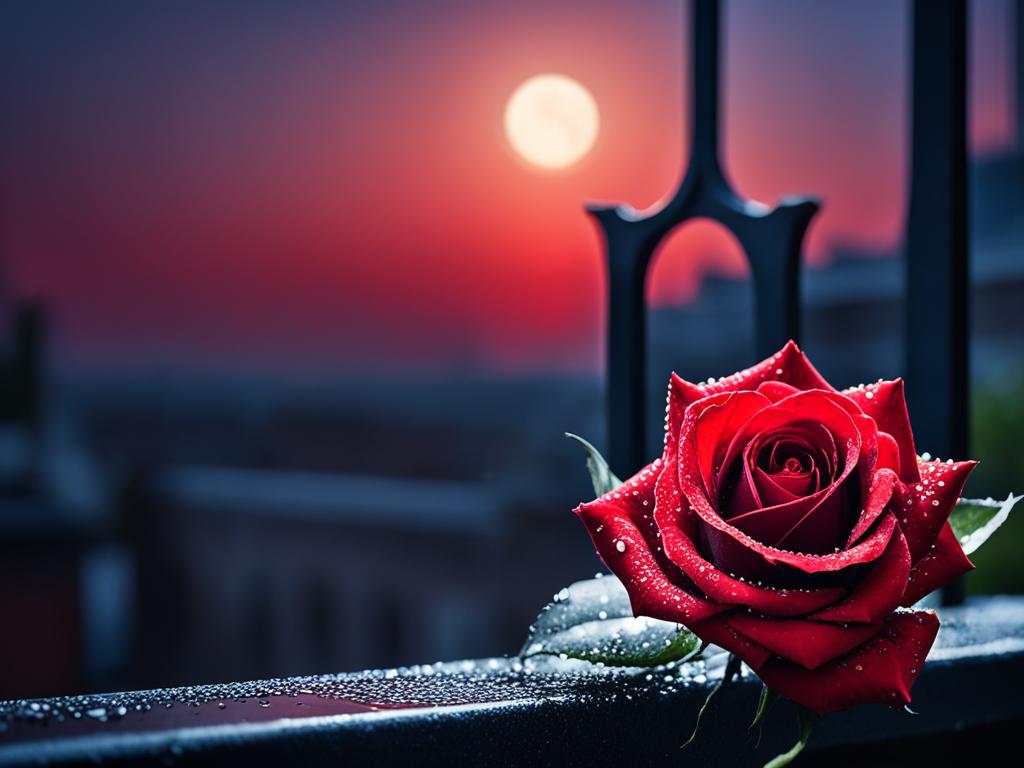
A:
690,0,720,175
905,0,969,605
600,220,653,485
589,0,819,478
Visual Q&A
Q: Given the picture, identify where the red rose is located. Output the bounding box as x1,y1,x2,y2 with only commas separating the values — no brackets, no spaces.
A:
575,341,975,715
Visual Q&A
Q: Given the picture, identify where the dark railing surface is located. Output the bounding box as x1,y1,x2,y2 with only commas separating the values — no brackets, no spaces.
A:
0,597,1022,766
2,0,1020,765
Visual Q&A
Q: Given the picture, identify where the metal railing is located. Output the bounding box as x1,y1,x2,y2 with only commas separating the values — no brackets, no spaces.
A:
594,0,969,605
597,0,967,479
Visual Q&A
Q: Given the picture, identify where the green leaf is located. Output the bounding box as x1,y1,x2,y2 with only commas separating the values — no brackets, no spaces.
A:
763,706,816,768
949,494,1022,555
566,432,622,496
520,575,701,667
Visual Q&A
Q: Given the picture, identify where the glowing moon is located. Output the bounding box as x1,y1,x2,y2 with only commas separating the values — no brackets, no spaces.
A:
504,74,599,170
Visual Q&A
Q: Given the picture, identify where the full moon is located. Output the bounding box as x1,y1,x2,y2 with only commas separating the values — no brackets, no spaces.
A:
504,74,599,170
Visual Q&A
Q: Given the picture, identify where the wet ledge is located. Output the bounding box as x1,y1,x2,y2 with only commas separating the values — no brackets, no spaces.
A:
1,596,1022,767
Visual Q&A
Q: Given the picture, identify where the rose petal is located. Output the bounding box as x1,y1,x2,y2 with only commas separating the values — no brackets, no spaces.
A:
718,394,857,500
782,389,880,511
713,401,853,552
724,615,881,670
687,615,774,672
690,391,773,499
687,485,898,576
850,412,881,504
727,430,827,517
727,492,825,550
575,462,725,625
766,428,837,477
842,379,919,483
811,520,911,624
792,388,866,421
664,373,692,460
846,468,899,545
667,341,834,429
728,426,833,515
896,459,976,561
776,483,849,554
755,610,939,715
682,391,870,567
771,417,869,551
754,465,815,503
756,380,801,402
726,460,763,517
654,467,846,615
901,522,975,606
876,431,902,477
655,495,847,618
783,391,882,510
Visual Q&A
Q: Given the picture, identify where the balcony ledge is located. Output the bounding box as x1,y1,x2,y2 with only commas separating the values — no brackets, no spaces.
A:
1,596,1023,767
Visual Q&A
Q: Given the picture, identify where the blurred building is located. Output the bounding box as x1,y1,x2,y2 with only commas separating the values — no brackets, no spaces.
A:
66,374,605,692
0,306,113,698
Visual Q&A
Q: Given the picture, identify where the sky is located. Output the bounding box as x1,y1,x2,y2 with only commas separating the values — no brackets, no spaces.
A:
0,0,1016,376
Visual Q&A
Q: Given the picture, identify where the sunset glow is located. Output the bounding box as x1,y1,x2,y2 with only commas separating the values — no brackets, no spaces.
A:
0,0,1015,376
504,74,599,169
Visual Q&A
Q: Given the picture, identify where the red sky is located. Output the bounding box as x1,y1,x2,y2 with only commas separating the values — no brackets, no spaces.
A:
0,0,1016,375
